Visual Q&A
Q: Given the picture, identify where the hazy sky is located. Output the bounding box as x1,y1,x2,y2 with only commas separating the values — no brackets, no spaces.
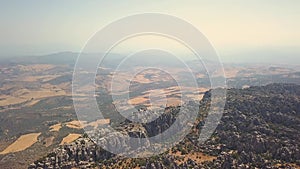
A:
0,0,299,64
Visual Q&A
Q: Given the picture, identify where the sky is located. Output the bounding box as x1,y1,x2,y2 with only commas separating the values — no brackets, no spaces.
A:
0,0,299,64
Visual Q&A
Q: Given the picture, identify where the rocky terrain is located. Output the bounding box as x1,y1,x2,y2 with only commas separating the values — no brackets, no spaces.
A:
28,83,300,169
0,53,299,169
198,83,300,168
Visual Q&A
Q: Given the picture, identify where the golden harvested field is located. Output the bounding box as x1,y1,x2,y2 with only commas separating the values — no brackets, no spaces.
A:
165,97,182,107
65,120,110,130
60,134,81,145
128,96,148,105
87,119,110,129
0,89,67,107
126,86,207,110
130,69,176,84
49,123,62,132
65,120,86,129
131,74,152,84
0,133,41,155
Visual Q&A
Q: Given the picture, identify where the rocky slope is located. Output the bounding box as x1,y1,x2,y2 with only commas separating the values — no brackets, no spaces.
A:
29,83,300,169
198,83,300,168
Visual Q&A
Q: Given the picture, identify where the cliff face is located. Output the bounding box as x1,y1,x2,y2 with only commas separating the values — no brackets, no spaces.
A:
29,83,300,169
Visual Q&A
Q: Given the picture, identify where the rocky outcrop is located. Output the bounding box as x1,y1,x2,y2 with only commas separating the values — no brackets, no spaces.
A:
198,83,300,168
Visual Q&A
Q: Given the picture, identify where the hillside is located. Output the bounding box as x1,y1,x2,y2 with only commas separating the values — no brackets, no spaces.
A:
29,83,300,169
